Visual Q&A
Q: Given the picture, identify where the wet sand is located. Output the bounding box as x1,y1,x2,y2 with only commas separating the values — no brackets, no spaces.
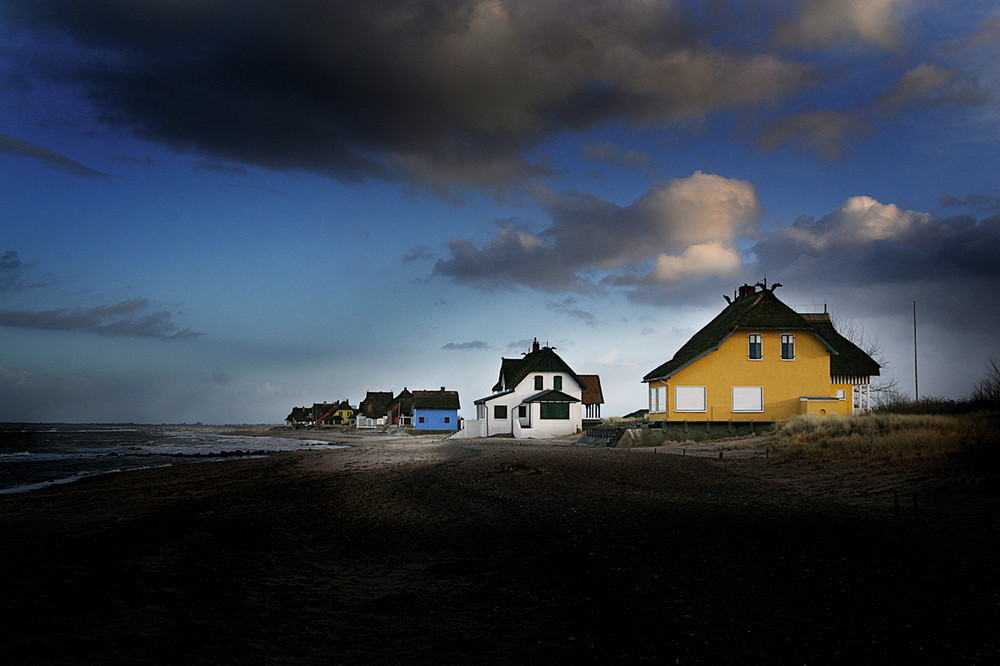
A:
1,429,997,664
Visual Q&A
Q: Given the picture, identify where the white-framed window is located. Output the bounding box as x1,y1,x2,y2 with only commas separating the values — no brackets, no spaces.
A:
649,385,667,413
732,386,763,413
781,334,795,360
675,386,707,413
748,333,762,360
836,389,846,400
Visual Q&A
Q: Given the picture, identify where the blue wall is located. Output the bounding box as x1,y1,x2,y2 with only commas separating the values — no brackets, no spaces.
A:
414,409,459,430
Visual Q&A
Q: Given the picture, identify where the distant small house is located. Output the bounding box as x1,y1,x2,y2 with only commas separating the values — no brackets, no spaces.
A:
332,400,356,425
312,402,342,427
285,406,313,428
356,391,393,429
458,338,601,439
389,388,414,426
412,388,461,431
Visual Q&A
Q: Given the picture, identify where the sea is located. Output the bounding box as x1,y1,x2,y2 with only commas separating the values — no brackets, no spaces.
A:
0,423,346,495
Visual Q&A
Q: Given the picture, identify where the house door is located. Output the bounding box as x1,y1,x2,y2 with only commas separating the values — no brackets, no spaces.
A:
517,404,530,428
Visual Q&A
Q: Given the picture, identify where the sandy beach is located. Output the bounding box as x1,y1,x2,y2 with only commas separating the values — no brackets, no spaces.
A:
1,428,996,664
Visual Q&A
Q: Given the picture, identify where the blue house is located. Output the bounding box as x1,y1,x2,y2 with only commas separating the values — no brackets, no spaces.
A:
413,388,461,431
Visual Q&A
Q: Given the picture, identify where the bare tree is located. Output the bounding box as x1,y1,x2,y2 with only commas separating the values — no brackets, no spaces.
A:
970,358,1000,407
832,315,900,406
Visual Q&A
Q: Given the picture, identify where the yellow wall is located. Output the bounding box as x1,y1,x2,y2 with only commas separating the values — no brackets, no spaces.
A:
648,331,848,422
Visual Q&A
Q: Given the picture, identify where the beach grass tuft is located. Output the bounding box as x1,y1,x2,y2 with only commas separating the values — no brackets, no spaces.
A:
771,411,1000,472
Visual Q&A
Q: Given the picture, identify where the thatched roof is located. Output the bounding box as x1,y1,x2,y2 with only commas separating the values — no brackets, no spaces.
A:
493,346,583,392
359,391,394,418
413,389,460,410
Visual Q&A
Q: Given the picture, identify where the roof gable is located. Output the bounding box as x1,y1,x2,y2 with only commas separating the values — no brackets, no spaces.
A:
493,346,583,391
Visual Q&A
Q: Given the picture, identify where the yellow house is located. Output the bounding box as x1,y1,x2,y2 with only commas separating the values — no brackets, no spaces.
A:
332,401,355,425
643,283,880,422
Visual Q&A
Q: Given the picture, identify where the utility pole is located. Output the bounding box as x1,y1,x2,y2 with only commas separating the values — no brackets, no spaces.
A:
913,301,919,401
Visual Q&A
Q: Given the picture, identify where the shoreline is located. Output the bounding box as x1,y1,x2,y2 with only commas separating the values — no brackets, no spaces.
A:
2,436,996,663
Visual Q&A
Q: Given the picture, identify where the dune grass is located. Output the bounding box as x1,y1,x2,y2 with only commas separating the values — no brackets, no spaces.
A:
771,412,1000,472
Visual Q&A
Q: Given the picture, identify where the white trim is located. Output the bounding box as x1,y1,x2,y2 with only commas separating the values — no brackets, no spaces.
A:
732,386,763,413
675,386,707,413
649,384,667,413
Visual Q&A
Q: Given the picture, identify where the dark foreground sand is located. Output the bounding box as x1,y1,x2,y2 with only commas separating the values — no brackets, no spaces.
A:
1,430,997,664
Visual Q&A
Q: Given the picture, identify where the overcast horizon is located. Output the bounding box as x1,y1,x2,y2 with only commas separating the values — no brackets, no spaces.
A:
2,1,999,423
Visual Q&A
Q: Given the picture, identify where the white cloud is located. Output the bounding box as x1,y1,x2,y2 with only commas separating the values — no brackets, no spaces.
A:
782,195,932,251
435,171,761,290
651,241,743,284
777,0,911,49
597,348,619,364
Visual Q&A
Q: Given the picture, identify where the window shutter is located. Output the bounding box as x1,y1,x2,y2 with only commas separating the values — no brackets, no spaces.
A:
732,386,763,412
674,386,706,412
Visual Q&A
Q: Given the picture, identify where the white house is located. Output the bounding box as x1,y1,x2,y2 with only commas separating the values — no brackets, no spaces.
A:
457,338,594,439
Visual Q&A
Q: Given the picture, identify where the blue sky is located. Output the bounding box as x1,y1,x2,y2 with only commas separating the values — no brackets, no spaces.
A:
2,0,999,423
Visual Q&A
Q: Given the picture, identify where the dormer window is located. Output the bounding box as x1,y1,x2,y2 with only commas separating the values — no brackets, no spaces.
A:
534,375,543,390
748,334,762,360
553,375,563,391
781,334,795,360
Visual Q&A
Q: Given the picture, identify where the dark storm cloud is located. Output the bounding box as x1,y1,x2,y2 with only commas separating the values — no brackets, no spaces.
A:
3,0,811,189
0,251,57,291
433,172,760,290
0,251,26,291
442,341,490,351
0,133,110,178
940,193,1000,212
547,297,597,326
756,111,872,160
876,64,986,112
0,298,200,339
581,142,655,170
401,245,437,263
194,161,249,176
751,197,1000,286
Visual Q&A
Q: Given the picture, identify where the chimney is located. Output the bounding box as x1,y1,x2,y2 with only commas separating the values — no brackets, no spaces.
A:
737,284,756,299
440,386,446,392
532,337,540,352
